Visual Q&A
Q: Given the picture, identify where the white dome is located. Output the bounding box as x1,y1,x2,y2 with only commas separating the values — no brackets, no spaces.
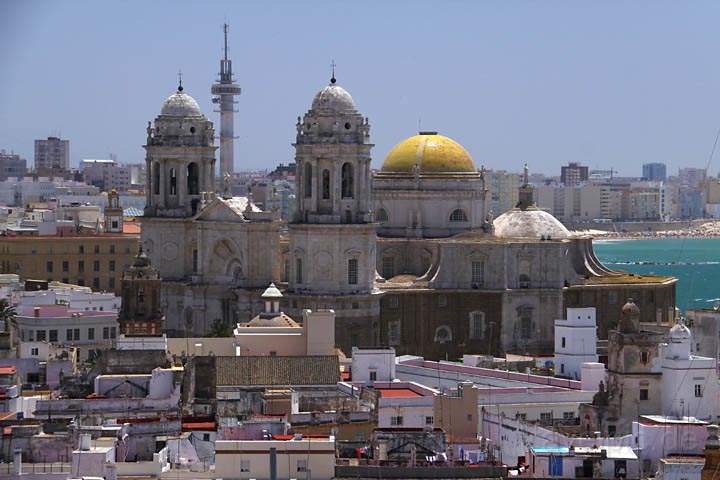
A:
161,90,202,117
311,83,356,113
669,321,691,340
493,208,571,239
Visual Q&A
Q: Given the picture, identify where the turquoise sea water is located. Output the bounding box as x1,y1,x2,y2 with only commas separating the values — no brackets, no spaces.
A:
594,238,720,313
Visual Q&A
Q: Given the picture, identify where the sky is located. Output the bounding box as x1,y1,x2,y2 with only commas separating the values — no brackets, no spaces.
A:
2,1,720,176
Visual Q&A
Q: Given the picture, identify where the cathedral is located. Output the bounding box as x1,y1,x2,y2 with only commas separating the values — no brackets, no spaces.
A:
138,74,676,359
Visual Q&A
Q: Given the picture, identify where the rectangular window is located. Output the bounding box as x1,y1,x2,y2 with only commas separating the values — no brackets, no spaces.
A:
79,245,84,254
641,351,649,364
103,327,109,339
31,347,39,356
66,329,73,341
109,260,115,272
109,245,115,254
108,277,115,290
296,258,303,284
369,371,377,381
62,261,69,272
46,261,53,273
608,425,617,437
639,389,649,401
94,245,100,254
192,249,198,273
78,260,84,273
296,460,308,473
561,337,566,348
471,260,484,285
49,329,57,342
88,328,95,341
36,330,46,341
390,416,404,426
425,416,434,425
74,328,80,341
563,412,575,421
78,278,85,286
438,294,447,308
348,258,358,285
560,363,565,373
93,277,100,289
110,327,116,339
93,260,100,272
695,384,704,397
240,460,250,473
540,412,553,424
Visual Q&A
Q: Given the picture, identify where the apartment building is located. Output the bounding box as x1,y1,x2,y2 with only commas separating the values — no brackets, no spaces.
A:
0,228,139,294
0,151,27,180
34,136,69,175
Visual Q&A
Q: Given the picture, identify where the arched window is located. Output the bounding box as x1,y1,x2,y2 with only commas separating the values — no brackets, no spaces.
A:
169,168,177,195
322,169,330,199
341,163,354,198
382,255,395,279
152,162,160,195
469,311,485,339
518,306,533,338
304,163,312,198
376,208,389,223
471,260,484,286
449,209,468,222
434,325,453,344
187,162,199,195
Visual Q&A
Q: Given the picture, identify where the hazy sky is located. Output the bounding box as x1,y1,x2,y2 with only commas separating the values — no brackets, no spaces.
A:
2,1,720,176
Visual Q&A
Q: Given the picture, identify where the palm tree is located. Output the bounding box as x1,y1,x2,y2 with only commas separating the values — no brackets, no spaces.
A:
0,298,17,328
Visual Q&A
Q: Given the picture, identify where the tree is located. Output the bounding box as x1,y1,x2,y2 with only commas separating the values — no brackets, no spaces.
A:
0,298,16,326
208,318,233,337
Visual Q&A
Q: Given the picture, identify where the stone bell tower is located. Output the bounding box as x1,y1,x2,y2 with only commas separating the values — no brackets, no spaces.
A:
118,246,164,336
286,72,379,351
144,81,216,218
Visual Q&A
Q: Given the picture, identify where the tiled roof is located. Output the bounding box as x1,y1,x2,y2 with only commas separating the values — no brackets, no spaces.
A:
216,356,340,387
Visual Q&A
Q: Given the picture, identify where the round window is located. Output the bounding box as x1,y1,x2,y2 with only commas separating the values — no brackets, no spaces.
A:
344,122,351,130
190,126,196,134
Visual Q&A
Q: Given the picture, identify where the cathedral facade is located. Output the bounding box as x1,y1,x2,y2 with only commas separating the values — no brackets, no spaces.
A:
138,76,676,359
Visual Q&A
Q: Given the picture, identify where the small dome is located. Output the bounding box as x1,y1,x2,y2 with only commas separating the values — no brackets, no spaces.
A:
160,90,203,117
381,132,476,174
311,84,356,113
493,208,571,239
261,282,283,299
669,320,691,340
621,299,641,317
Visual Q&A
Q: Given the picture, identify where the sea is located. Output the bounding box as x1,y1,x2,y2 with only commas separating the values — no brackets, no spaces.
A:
594,238,720,313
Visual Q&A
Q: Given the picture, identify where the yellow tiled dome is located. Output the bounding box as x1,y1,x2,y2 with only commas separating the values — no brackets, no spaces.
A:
381,132,476,173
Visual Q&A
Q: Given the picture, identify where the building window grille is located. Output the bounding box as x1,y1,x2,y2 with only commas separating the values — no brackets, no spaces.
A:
471,260,484,285
348,258,358,285
449,209,468,222
639,389,649,401
469,311,485,339
390,416,404,426
695,384,704,397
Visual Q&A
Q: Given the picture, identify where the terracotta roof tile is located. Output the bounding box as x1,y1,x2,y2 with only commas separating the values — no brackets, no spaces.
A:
216,356,340,387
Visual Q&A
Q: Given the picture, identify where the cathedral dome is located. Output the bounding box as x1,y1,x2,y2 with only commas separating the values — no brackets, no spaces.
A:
381,132,476,174
160,89,203,117
493,208,571,239
311,83,357,113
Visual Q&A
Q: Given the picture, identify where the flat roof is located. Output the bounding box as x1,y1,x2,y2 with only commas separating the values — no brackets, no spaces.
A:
378,388,422,398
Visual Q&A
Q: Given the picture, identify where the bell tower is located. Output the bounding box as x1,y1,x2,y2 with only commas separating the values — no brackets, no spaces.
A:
118,246,164,336
286,72,379,351
144,81,217,218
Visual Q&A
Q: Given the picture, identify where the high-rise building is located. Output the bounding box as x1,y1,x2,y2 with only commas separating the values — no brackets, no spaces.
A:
560,162,588,186
34,136,70,175
0,150,27,180
642,162,666,182
679,167,707,188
